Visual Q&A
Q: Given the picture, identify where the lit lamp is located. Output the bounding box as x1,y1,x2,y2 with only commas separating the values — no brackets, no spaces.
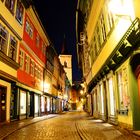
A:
108,0,135,22
80,90,84,95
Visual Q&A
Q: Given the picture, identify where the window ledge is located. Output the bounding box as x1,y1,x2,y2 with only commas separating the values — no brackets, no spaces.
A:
0,51,19,70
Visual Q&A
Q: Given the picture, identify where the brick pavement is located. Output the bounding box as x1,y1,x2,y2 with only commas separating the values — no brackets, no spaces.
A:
0,114,58,140
1,111,140,140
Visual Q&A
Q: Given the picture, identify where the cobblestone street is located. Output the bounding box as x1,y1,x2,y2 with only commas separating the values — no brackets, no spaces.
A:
2,111,140,140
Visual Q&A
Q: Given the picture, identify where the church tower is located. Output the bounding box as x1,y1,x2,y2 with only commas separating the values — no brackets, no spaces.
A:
59,35,72,85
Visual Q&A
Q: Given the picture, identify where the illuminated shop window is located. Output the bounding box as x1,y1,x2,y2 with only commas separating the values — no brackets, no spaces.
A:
0,24,8,54
20,90,26,114
117,68,130,110
100,84,104,114
19,50,24,69
8,35,17,61
5,0,15,14
16,0,24,24
108,77,115,116
35,95,39,113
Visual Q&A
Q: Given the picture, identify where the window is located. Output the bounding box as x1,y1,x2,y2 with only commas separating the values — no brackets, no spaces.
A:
117,68,130,110
19,50,24,69
5,0,15,14
42,43,46,55
16,0,24,24
0,24,8,54
25,20,30,34
36,35,40,47
25,55,30,73
35,64,38,78
8,35,17,61
64,61,67,68
25,20,33,38
108,77,115,115
100,13,106,42
30,60,34,76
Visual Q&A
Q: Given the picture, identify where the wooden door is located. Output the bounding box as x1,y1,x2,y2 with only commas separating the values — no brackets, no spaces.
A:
0,86,6,122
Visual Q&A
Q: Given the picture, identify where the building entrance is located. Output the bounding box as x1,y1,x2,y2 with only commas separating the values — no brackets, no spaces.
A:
0,86,6,122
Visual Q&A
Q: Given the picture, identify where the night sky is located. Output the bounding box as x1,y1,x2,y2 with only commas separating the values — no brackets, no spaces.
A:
34,0,82,82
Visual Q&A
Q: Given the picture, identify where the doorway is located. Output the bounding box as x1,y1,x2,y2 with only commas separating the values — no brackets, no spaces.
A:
0,86,7,122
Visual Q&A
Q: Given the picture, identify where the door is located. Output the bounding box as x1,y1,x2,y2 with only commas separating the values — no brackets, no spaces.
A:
103,81,108,121
0,86,7,122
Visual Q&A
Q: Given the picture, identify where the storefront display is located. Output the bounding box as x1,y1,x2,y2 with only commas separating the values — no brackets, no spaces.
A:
108,77,115,116
35,94,39,114
41,96,45,112
20,90,26,115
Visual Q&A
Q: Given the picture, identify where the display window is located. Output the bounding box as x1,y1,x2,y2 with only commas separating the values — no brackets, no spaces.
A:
20,90,26,115
35,95,39,113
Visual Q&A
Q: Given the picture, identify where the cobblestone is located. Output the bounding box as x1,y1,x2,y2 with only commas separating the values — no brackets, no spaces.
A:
1,111,140,140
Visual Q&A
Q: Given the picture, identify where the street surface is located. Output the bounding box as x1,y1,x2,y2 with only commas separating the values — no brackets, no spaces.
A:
3,111,140,140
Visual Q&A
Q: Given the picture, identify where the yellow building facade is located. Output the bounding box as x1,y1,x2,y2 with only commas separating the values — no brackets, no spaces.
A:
77,0,140,130
0,0,24,123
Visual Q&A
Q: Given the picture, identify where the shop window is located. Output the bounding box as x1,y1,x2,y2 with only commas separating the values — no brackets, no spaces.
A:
0,24,8,54
20,90,26,115
108,77,115,116
30,60,34,76
8,35,17,61
100,84,104,114
25,54,30,73
19,49,24,69
16,0,24,25
117,68,130,111
5,0,15,14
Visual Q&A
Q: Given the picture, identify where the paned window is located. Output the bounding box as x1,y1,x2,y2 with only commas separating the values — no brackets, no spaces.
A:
16,0,24,24
19,50,24,69
117,68,130,110
42,43,46,55
8,35,17,61
30,60,34,76
0,24,8,54
100,13,106,42
25,55,30,73
35,64,38,78
25,20,33,38
5,0,15,14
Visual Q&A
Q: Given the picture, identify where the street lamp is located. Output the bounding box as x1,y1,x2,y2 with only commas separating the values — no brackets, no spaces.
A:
108,0,135,22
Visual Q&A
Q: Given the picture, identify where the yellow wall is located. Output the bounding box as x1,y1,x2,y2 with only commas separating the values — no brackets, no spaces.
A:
0,0,24,38
0,79,11,122
118,111,133,126
86,0,104,43
0,61,17,78
91,19,131,84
